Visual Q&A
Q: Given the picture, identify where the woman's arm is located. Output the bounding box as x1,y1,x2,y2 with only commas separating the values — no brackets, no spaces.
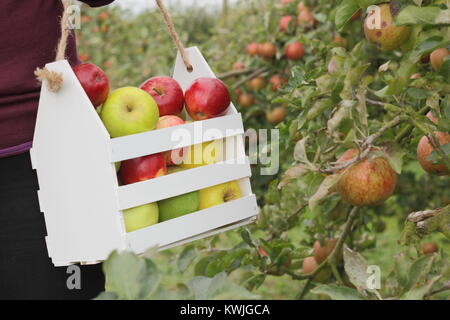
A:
79,0,115,8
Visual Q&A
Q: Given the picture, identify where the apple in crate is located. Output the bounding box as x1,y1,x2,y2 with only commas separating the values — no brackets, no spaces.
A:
181,140,223,169
100,87,159,138
120,153,167,185
159,191,200,222
73,63,110,107
140,76,185,116
199,180,242,210
185,78,231,120
157,115,186,165
123,202,159,233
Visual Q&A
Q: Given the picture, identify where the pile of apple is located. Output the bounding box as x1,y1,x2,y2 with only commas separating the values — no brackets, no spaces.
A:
73,62,243,233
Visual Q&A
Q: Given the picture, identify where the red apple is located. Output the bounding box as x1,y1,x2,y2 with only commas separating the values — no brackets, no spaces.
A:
120,153,167,185
157,115,186,165
232,62,246,70
140,76,184,116
417,132,450,176
259,42,277,59
269,75,287,91
285,42,305,60
185,78,231,121
280,15,296,33
336,149,397,206
246,43,260,57
73,63,109,107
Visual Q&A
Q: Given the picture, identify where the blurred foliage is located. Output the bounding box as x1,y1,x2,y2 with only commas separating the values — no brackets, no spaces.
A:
77,0,450,300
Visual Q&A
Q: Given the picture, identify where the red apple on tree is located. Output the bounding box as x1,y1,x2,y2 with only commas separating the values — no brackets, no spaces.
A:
336,149,397,206
185,78,231,121
157,115,186,166
285,42,305,60
246,43,260,57
140,76,184,116
279,15,296,33
120,153,167,185
73,63,110,107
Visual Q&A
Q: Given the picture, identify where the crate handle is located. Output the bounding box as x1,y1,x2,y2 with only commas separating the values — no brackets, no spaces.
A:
34,0,193,93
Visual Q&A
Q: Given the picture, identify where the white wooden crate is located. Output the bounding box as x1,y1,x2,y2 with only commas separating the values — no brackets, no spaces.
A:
31,47,259,266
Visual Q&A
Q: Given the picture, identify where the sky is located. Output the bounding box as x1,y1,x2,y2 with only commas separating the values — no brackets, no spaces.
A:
113,0,238,13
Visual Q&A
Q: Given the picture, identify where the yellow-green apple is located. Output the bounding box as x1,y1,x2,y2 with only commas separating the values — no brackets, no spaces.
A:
100,87,159,137
115,162,121,173
157,115,186,165
430,48,450,71
158,190,200,222
140,76,185,116
246,43,260,57
336,149,397,206
185,78,231,120
123,202,159,233
364,3,411,51
180,140,224,169
73,63,110,107
417,132,450,176
285,42,305,60
120,153,167,185
199,180,242,210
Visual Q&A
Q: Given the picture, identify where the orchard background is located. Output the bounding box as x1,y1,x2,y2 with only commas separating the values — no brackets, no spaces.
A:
76,0,449,300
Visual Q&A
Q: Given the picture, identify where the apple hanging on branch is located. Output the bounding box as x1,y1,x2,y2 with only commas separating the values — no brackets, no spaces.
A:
336,149,397,206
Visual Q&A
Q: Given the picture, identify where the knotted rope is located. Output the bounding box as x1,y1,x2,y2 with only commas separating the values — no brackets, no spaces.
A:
35,0,192,93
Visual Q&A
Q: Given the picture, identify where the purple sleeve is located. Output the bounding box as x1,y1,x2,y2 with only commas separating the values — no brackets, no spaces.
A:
79,0,115,7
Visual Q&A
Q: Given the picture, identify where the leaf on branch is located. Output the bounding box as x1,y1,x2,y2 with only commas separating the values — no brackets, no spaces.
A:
378,61,391,73
396,5,450,25
401,275,441,300
311,284,365,300
309,174,341,212
293,136,312,165
407,253,436,290
187,272,227,300
178,245,197,274
278,164,310,189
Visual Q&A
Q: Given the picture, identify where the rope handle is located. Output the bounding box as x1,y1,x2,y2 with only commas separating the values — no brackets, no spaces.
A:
35,0,193,92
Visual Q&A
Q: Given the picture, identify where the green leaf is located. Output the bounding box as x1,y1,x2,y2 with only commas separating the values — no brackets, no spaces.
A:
426,143,450,164
187,272,228,300
311,284,365,300
343,246,370,291
401,275,441,300
103,251,147,300
309,174,341,212
243,274,266,291
139,259,160,299
396,5,450,25
94,292,118,300
407,253,436,290
293,136,311,164
178,245,197,274
335,0,360,30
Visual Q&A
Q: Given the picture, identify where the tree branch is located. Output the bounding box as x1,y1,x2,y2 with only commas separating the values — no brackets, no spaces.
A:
321,115,406,174
232,67,268,90
296,206,359,299
217,68,257,80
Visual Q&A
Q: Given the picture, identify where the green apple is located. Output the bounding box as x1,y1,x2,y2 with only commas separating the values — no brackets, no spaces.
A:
115,162,121,172
159,190,200,222
199,180,242,210
123,202,159,233
100,87,159,138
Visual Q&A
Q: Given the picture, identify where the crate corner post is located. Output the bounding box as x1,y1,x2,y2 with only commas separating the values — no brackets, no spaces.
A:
31,60,126,266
